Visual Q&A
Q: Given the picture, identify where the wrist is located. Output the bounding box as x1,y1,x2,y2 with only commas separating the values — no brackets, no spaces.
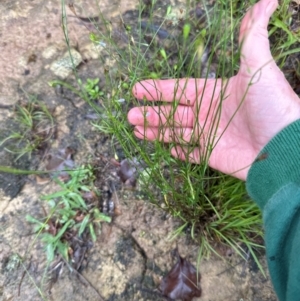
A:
247,119,300,210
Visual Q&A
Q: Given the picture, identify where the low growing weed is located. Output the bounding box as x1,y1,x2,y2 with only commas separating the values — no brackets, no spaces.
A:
27,166,111,263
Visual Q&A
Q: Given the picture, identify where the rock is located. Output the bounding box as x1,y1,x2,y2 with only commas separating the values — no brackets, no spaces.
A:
0,95,18,107
0,151,30,199
42,44,65,60
80,42,105,61
0,80,19,107
49,48,82,79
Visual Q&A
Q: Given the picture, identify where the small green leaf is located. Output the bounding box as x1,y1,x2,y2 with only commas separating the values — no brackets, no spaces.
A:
48,199,56,208
160,49,167,60
166,5,172,16
56,208,76,220
89,223,97,242
200,28,206,38
26,214,45,226
42,190,68,200
80,185,91,192
78,214,90,236
33,224,44,233
68,192,88,209
93,209,111,223
41,233,56,244
61,196,71,209
56,240,69,261
48,81,58,88
46,243,55,262
122,82,129,89
149,72,159,79
183,23,191,40
54,219,73,242
67,198,84,209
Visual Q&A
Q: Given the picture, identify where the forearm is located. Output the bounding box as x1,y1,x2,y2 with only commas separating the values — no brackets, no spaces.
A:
246,120,300,301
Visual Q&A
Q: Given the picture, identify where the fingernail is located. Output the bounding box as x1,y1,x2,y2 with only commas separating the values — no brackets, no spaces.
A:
266,0,277,15
132,84,139,97
134,126,144,136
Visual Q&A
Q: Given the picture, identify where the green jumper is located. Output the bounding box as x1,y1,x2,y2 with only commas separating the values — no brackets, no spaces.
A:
247,120,300,301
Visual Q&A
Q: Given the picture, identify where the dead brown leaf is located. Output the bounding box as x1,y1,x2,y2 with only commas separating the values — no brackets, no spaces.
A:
45,147,75,180
160,250,201,301
117,158,144,188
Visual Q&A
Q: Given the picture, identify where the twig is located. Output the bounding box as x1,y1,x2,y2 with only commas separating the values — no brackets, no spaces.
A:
216,259,245,276
18,256,32,296
61,257,105,301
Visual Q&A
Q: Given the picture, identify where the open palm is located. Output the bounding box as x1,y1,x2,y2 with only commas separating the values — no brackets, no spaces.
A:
128,0,300,180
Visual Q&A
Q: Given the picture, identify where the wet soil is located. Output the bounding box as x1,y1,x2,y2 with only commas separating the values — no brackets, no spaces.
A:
0,0,287,300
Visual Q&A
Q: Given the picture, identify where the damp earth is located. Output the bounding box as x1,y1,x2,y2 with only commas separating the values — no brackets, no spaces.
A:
1,0,292,300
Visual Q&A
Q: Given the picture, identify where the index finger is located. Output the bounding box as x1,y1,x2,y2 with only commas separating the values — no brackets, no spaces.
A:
132,78,221,106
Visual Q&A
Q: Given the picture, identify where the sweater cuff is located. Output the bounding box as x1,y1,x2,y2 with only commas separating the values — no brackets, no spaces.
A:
246,120,300,210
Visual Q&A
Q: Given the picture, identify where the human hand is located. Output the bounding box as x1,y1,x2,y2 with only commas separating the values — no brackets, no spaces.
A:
127,0,300,180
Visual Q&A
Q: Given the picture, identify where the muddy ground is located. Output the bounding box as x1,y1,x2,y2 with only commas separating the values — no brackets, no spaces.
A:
0,0,289,300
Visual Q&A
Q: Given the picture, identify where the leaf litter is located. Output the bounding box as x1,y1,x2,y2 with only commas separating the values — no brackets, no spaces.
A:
117,157,145,188
160,249,202,301
17,93,201,300
45,146,76,181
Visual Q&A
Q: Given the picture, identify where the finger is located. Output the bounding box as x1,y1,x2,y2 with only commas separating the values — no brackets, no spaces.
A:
128,105,195,128
171,145,202,164
134,126,199,144
239,0,278,75
171,144,250,180
132,78,223,105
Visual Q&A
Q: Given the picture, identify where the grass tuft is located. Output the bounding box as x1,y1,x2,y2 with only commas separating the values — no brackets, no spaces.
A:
69,0,263,261
0,93,56,160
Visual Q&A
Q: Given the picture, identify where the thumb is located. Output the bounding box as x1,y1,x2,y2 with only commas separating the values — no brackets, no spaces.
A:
238,0,278,76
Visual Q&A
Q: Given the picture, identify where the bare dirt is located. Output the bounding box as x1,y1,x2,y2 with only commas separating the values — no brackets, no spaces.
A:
0,0,280,300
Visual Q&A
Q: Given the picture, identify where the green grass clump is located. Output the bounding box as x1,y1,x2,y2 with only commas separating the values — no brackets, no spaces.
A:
27,166,111,263
0,93,56,160
56,0,300,269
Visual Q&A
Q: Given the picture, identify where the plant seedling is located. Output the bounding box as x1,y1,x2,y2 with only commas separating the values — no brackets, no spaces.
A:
27,165,111,263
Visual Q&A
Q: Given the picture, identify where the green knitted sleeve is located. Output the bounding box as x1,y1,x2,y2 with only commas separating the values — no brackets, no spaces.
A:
246,120,300,301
